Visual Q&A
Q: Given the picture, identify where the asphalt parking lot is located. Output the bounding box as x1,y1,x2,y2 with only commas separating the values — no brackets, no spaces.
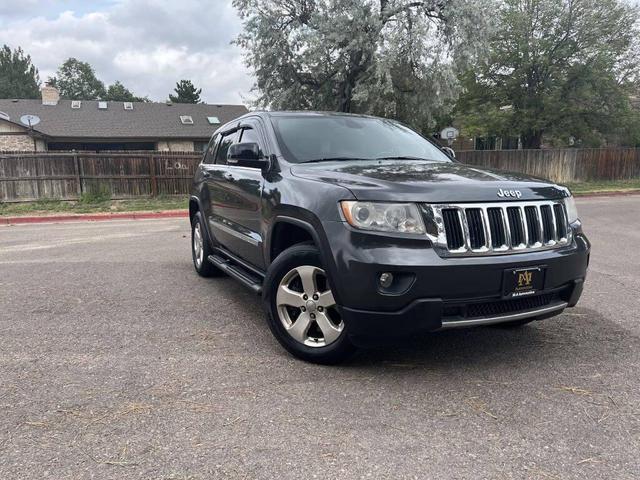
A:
1,195,639,479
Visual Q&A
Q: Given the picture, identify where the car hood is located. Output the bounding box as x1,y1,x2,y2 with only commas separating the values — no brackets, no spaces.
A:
290,159,568,202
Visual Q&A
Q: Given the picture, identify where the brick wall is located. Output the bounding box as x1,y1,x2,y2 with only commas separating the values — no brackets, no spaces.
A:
0,119,46,151
0,134,45,151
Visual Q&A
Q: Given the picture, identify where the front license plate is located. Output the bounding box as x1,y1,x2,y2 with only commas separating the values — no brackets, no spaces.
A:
503,266,545,298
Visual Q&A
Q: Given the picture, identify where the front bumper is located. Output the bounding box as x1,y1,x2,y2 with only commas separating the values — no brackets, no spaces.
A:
320,221,590,347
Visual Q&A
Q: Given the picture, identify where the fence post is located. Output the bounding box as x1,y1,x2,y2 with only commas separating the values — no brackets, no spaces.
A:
73,151,82,198
149,153,158,197
34,152,41,199
78,152,86,196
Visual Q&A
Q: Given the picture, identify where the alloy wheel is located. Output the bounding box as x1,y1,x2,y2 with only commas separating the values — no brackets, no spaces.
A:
276,265,343,347
193,222,204,268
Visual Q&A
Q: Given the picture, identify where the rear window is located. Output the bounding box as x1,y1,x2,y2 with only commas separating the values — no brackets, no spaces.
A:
270,115,450,163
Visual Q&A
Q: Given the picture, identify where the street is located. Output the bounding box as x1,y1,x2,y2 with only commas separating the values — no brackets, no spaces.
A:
0,196,639,479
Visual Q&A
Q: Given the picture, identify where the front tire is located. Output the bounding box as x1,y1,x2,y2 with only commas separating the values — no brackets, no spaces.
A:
263,244,356,364
191,212,223,277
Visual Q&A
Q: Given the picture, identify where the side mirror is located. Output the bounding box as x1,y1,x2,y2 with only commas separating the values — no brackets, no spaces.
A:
228,142,269,169
442,146,456,159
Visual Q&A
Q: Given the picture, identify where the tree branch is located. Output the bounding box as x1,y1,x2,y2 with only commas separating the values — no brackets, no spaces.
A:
381,1,429,24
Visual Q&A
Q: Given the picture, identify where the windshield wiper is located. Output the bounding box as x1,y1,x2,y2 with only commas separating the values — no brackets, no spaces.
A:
300,157,364,164
300,156,432,163
375,156,430,161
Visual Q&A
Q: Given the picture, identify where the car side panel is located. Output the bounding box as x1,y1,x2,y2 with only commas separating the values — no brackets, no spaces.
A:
208,164,265,267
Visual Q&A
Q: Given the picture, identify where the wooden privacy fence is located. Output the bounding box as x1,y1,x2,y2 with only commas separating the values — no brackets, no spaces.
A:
1,148,639,202
456,148,640,184
0,151,202,202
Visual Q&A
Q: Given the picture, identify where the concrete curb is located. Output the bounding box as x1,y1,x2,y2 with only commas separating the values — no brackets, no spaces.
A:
1,210,189,225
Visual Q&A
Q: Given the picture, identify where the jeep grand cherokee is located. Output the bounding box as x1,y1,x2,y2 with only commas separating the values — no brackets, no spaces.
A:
189,112,589,364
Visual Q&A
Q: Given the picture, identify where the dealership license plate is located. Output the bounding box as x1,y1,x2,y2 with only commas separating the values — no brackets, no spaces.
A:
503,266,546,298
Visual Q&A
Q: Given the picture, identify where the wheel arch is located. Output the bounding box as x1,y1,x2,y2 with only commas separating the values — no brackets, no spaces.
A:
189,195,200,223
189,195,218,248
265,215,345,306
267,216,323,264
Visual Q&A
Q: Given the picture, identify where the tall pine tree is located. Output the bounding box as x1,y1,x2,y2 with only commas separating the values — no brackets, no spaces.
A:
168,80,202,104
0,45,40,99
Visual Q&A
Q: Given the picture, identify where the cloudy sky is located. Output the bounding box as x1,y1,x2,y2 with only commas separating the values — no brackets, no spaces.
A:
0,0,253,104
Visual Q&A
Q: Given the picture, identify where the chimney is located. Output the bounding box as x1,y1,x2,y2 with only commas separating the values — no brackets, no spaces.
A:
41,86,60,105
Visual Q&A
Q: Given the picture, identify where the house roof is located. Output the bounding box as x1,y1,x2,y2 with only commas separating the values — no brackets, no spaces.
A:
0,99,249,140
0,116,50,138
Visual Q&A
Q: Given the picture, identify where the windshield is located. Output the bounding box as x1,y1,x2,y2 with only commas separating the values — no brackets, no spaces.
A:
270,115,451,164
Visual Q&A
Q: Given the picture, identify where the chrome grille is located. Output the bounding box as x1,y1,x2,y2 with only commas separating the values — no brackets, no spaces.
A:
424,200,573,256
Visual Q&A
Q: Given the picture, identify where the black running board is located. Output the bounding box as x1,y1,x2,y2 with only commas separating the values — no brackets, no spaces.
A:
208,254,263,294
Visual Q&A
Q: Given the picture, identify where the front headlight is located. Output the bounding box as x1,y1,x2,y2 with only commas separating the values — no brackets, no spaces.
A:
563,195,579,223
340,201,426,234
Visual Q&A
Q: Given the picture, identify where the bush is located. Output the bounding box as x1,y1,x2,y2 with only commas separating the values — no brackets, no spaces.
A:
79,185,111,204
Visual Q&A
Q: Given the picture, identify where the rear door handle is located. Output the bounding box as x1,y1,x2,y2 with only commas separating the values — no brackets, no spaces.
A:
202,171,211,178
224,173,234,181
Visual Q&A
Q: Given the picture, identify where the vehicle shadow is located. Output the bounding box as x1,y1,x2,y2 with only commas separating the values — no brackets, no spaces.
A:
347,306,636,372
206,274,636,373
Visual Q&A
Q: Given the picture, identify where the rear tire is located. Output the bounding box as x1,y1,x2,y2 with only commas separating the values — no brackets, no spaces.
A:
263,244,356,364
191,212,223,277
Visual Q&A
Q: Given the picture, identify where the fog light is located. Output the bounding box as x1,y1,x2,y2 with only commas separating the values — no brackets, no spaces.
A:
379,272,394,288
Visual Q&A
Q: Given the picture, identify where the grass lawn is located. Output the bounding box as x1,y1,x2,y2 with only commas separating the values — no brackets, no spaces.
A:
566,179,640,195
0,196,187,217
2,179,640,217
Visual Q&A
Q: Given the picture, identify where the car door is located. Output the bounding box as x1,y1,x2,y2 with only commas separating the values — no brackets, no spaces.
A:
197,133,220,225
205,119,266,269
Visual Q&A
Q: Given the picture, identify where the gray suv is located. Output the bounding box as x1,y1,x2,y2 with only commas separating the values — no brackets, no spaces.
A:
189,112,590,363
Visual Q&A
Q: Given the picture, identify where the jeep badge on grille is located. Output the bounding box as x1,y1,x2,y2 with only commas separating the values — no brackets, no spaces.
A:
497,188,522,198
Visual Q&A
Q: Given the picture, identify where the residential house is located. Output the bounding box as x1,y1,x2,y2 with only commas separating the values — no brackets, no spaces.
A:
0,86,248,152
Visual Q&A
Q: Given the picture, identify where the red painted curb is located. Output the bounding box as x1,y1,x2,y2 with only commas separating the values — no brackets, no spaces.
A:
1,210,189,225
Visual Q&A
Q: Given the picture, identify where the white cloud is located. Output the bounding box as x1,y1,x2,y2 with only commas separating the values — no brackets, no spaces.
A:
0,0,253,104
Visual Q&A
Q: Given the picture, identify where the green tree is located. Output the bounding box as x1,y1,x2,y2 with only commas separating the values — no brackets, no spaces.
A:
456,0,640,148
48,58,106,100
104,81,148,102
0,45,40,99
168,80,202,104
234,0,492,132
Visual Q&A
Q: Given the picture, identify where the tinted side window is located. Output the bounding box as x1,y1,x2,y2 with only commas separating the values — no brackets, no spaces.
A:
215,131,238,165
240,127,260,146
203,134,219,164
194,141,208,153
